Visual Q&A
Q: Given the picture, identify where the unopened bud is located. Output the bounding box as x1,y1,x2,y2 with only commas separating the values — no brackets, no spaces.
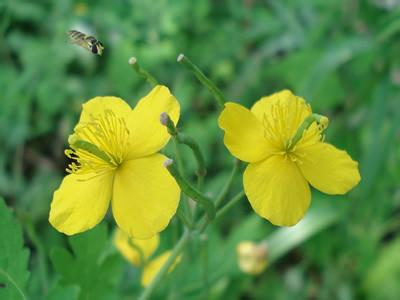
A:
318,116,329,129
236,241,268,275
128,57,137,65
177,53,185,62
160,112,169,126
163,158,174,168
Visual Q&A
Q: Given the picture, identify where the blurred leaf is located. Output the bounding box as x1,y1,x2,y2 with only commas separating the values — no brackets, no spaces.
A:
267,196,340,262
44,284,80,300
363,237,400,300
50,224,123,300
0,197,30,300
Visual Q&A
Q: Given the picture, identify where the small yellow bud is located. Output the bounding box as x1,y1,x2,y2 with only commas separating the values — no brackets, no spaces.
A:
236,241,268,275
319,116,329,129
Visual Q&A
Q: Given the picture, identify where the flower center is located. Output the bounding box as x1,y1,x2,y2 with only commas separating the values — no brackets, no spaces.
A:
65,109,130,175
262,99,328,161
262,99,308,151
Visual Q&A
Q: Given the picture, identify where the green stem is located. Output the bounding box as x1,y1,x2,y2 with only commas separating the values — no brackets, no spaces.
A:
165,159,215,221
172,138,194,223
196,190,245,234
215,159,240,208
176,206,194,229
173,138,185,176
129,57,158,86
288,113,328,150
161,113,207,184
139,229,191,300
216,191,245,219
177,54,226,108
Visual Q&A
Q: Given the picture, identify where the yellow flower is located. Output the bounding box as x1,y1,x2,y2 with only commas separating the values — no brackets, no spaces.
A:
236,241,268,275
141,250,180,287
114,229,159,266
49,85,180,238
113,229,180,287
218,90,361,226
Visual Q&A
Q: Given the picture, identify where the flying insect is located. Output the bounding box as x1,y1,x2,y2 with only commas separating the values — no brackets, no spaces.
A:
67,30,104,55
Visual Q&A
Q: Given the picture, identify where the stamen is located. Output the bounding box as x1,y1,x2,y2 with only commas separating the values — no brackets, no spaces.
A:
65,109,130,175
261,97,327,153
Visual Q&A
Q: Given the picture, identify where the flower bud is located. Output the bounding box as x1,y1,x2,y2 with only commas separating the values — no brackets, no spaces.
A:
128,57,137,65
160,112,169,126
319,116,329,129
236,241,268,275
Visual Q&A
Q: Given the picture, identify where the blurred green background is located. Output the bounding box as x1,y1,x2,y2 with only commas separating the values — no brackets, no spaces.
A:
1,0,400,299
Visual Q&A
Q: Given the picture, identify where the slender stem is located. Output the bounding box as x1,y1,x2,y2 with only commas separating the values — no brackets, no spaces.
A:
161,113,207,186
173,138,185,176
139,229,191,300
165,159,215,220
177,54,226,108
129,57,158,86
172,138,194,223
216,191,245,219
215,159,240,208
177,134,206,179
197,190,245,234
176,206,193,229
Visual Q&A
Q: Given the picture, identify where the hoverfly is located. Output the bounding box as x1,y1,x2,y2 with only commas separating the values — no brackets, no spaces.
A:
67,30,104,55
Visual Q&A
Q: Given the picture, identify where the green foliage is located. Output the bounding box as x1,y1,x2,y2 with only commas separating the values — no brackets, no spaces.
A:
0,198,29,300
1,0,400,299
363,237,400,300
50,225,123,300
44,285,80,300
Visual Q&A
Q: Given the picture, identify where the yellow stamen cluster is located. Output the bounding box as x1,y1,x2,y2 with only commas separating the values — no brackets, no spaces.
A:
262,99,327,163
65,109,130,175
262,99,306,150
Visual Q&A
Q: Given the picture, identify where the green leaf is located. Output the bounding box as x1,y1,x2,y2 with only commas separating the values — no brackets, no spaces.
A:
50,224,123,300
363,237,400,300
44,284,80,300
0,198,30,300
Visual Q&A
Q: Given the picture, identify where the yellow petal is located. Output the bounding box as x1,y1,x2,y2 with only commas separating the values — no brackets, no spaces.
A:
126,85,180,159
113,229,159,267
251,90,311,123
141,250,181,287
78,96,132,124
218,102,273,163
112,153,180,239
251,90,312,147
243,155,311,226
49,172,113,235
297,142,361,194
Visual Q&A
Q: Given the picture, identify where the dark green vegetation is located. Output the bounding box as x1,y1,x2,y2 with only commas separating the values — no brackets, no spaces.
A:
1,0,399,299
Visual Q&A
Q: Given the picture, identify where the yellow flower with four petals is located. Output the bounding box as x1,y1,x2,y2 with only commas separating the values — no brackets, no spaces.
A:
49,85,180,238
219,90,361,226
